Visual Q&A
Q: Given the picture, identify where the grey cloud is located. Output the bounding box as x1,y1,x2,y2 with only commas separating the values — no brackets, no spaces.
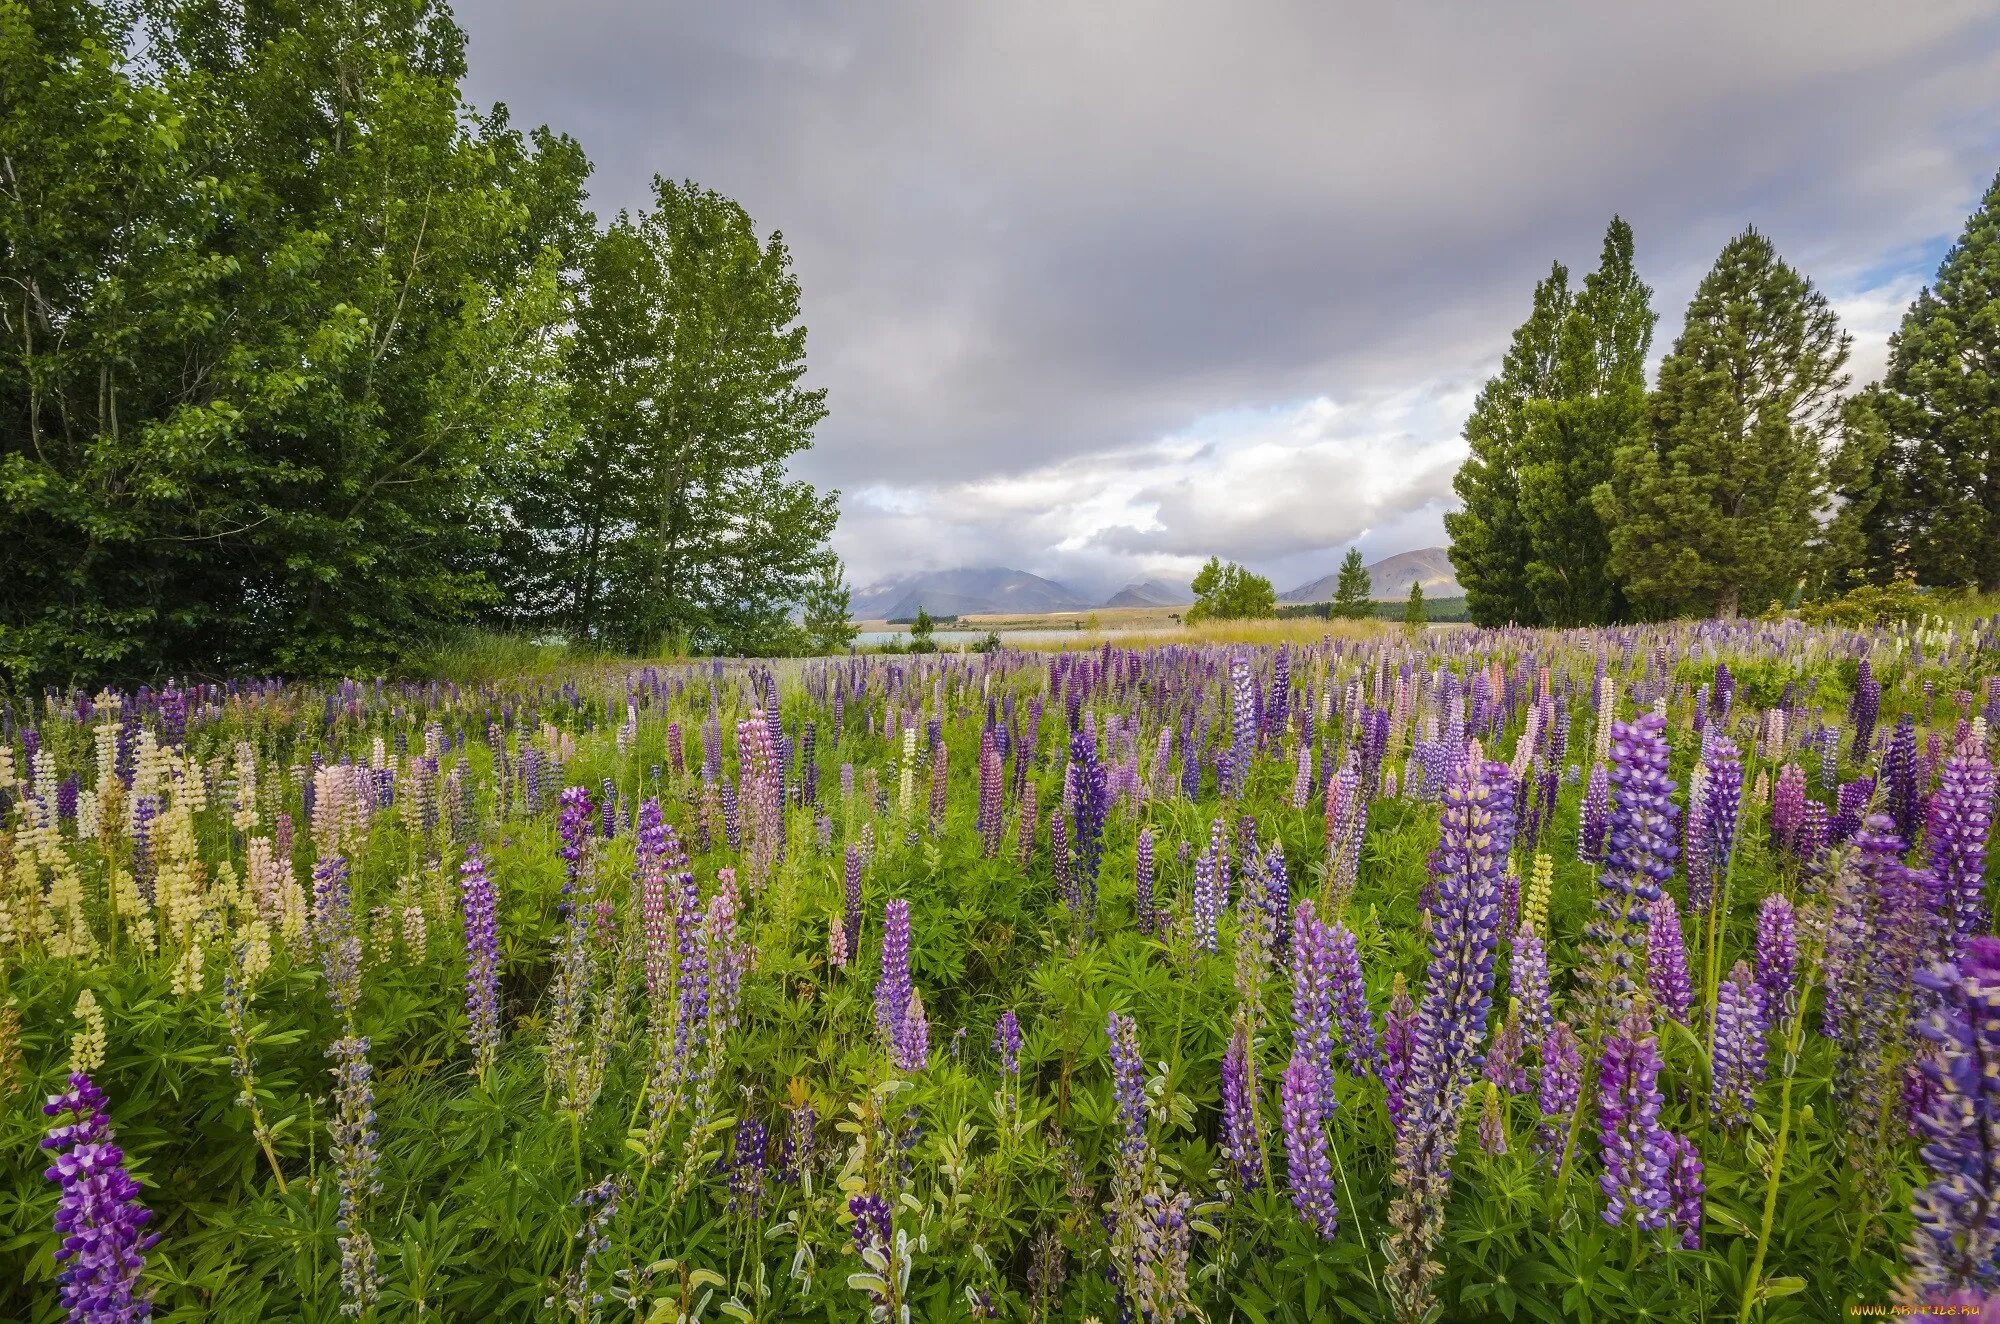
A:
456,0,2000,581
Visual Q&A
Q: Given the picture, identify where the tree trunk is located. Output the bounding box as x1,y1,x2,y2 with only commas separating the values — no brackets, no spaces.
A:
1716,585,1740,619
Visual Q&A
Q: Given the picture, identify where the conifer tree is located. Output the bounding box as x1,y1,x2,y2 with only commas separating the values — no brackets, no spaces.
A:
1517,218,1653,625
1595,229,1849,618
1864,169,2000,592
1446,264,1570,626
1331,547,1374,619
1403,580,1427,628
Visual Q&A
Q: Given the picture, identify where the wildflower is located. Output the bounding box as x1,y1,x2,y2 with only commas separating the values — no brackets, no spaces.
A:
1929,751,1995,949
71,989,107,1078
1664,1132,1705,1250
1900,937,2000,1304
1711,962,1767,1128
1582,715,1678,1025
1597,1005,1670,1232
1754,894,1797,1023
41,1073,157,1323
327,1035,381,1315
1510,926,1553,1044
458,847,502,1080
1220,1020,1263,1191
1645,895,1693,1024
1281,1053,1339,1238
1537,1022,1582,1167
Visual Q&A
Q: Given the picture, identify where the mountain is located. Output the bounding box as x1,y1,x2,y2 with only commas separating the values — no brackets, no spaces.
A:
852,567,1090,619
1280,547,1462,604
1103,577,1195,609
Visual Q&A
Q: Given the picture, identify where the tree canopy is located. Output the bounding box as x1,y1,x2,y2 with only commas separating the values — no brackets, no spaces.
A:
1186,558,1277,623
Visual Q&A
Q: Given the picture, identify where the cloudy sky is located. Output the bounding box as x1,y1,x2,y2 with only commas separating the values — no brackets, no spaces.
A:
457,0,2000,598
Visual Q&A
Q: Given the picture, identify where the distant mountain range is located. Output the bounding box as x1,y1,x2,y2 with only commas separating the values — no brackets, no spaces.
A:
853,550,1457,618
1280,547,1461,604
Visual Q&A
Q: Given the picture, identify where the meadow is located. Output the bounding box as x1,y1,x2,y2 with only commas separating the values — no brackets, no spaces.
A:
1,618,1997,1322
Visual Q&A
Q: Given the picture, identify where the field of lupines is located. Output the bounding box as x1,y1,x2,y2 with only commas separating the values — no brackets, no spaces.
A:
1,621,1997,1323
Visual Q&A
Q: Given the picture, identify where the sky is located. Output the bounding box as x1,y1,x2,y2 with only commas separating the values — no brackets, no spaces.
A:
456,0,2000,599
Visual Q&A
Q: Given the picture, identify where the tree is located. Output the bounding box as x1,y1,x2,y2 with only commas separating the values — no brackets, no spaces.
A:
1862,169,2000,592
1186,557,1277,623
1331,548,1374,619
547,178,837,655
0,0,590,683
1595,228,1850,618
1404,580,1428,628
906,606,938,654
1446,263,1570,626
800,556,858,654
1516,218,1653,625
1815,393,1897,599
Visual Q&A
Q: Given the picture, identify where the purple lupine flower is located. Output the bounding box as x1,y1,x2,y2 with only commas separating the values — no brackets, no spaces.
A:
1510,926,1553,1044
1134,827,1157,936
1327,921,1378,1077
1711,961,1767,1128
1291,900,1338,1112
458,847,501,1078
557,785,594,911
781,1101,817,1184
1260,841,1291,941
1755,894,1797,1023
1281,1053,1339,1239
1485,1013,1527,1095
40,1074,156,1323
1385,760,1516,1320
1902,936,2000,1303
1323,749,1364,901
1700,736,1744,898
993,1011,1022,1074
1929,751,1995,948
1192,818,1224,952
1220,1021,1263,1192
874,899,912,1047
312,854,362,1022
1223,654,1256,799
1537,1022,1582,1168
895,991,930,1072
1851,659,1880,760
1833,776,1875,846
1382,975,1416,1138
1829,815,1943,1132
977,730,1003,857
1885,715,1923,847
1578,762,1610,863
1664,1133,1705,1250
1584,715,1679,1024
1597,1005,1671,1232
1771,763,1808,857
1107,1011,1150,1167
728,1115,769,1215
1067,723,1108,923
327,1034,381,1314
1477,1084,1508,1155
1645,895,1694,1024
849,1190,894,1308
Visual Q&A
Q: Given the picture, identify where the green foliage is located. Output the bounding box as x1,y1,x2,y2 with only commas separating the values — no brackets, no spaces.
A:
1793,579,1937,628
0,0,591,684
1402,579,1427,627
1596,227,1851,618
1446,262,1569,626
1185,557,1277,623
1516,218,1652,626
907,606,939,653
799,556,859,655
1331,548,1374,620
511,178,837,657
1862,168,2000,594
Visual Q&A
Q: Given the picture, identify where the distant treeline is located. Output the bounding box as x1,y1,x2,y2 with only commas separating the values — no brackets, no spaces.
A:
1,0,855,687
1446,194,2000,628
1277,598,1472,623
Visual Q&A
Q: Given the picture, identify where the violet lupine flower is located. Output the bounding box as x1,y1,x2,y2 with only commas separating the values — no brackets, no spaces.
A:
1901,936,2000,1304
1537,1022,1583,1167
1755,894,1797,1023
977,729,1004,857
1220,1021,1264,1192
1833,777,1875,846
993,1011,1022,1074
1578,762,1610,863
1384,760,1516,1321
1290,741,1312,809
1711,962,1767,1128
1222,653,1257,799
636,800,674,1002
1134,828,1157,936
1929,751,1996,948
1510,926,1553,1044
327,1034,381,1315
1851,659,1881,760
41,1074,156,1323
1663,1133,1705,1250
458,847,502,1079
1382,975,1417,1138
895,990,930,1072
1772,763,1808,857
1323,750,1364,902
1597,1005,1671,1233
874,900,915,1057
1192,823,1223,953
312,854,362,1023
1327,921,1379,1077
1645,895,1694,1024
1485,1013,1527,1095
1281,1053,1339,1239
728,1115,769,1214
843,844,864,961
1068,725,1109,930
557,786,594,914
1699,736,1744,897
849,1190,894,1309
1583,715,1679,1025
781,1101,817,1184
1829,816,1943,1131
1107,1010,1152,1171
1886,715,1923,847
1291,901,1338,1112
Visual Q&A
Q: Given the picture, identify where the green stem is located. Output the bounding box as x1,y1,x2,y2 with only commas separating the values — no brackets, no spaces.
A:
1736,989,1810,1323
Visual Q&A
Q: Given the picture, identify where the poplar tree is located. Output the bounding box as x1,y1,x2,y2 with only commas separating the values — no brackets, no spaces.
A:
1595,229,1849,618
1446,264,1570,626
1864,169,2000,592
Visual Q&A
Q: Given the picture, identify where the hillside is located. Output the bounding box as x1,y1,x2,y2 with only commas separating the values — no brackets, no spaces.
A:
853,567,1089,619
1281,546,1462,603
